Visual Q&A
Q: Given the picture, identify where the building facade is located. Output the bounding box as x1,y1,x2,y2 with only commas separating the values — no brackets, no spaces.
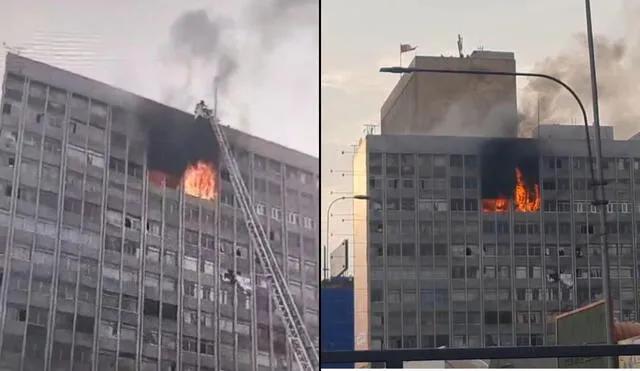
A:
353,127,640,356
0,53,319,371
380,50,518,137
320,277,354,369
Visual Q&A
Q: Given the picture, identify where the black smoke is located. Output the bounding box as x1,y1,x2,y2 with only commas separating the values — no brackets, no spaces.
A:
163,0,317,106
138,104,219,179
480,138,540,199
518,2,640,138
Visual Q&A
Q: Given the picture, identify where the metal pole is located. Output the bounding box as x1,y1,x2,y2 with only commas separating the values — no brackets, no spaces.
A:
325,196,347,280
324,196,369,279
584,1,615,367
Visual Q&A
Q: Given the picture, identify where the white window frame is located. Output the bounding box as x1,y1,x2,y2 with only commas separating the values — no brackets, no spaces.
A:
271,207,281,221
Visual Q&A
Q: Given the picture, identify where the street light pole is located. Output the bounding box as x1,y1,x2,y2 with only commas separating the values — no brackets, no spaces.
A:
323,195,370,280
584,1,615,367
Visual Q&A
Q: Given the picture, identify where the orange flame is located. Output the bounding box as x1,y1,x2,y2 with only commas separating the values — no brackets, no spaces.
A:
482,197,510,212
148,170,181,189
514,168,540,212
482,168,540,213
183,161,217,200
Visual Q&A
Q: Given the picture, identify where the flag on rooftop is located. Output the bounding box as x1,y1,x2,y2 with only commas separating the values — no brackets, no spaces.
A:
400,43,417,53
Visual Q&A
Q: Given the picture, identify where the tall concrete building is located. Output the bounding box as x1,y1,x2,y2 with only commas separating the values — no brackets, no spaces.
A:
380,50,518,136
353,124,640,360
0,53,319,371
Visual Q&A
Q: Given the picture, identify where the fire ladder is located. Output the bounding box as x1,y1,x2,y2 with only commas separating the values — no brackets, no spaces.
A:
194,101,319,371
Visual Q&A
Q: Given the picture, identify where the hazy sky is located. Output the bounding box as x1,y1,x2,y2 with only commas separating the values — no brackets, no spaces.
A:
321,0,631,272
0,0,319,157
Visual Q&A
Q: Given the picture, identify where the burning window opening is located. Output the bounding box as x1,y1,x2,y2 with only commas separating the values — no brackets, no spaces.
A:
183,161,217,200
148,161,218,201
148,170,181,189
482,168,540,212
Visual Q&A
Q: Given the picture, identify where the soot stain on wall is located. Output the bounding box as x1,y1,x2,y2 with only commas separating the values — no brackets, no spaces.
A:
480,138,540,199
138,106,220,178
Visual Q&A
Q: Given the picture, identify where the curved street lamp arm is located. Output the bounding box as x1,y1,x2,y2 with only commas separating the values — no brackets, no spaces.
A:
380,67,596,186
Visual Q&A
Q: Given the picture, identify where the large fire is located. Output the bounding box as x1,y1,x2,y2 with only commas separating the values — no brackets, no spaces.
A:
514,168,540,212
148,161,217,201
183,161,217,200
482,168,540,212
482,197,509,212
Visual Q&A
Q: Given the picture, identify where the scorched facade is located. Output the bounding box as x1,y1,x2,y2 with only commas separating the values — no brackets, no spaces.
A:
353,126,640,357
0,52,319,371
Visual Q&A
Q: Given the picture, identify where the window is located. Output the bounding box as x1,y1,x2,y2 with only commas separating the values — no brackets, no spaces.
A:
146,220,161,235
201,312,213,328
182,336,198,353
271,207,282,221
183,256,197,271
183,309,197,325
99,320,118,338
183,281,197,297
200,260,214,275
287,212,298,225
162,277,176,292
123,240,139,258
144,274,159,289
219,289,229,305
200,340,215,355
200,285,214,301
124,215,141,230
164,250,176,266
103,265,120,282
87,150,105,168
256,203,266,215
109,157,126,174
303,216,314,230
145,246,160,263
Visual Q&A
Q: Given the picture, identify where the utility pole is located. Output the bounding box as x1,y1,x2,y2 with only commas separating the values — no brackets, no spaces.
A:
584,0,616,368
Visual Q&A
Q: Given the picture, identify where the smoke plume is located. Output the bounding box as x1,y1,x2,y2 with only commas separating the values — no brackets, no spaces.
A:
162,0,317,110
480,138,540,199
140,105,220,179
251,0,319,51
165,9,237,95
519,6,640,139
140,0,317,179
428,99,519,138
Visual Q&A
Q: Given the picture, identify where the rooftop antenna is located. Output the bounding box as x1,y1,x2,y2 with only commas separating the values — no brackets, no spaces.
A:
457,34,464,58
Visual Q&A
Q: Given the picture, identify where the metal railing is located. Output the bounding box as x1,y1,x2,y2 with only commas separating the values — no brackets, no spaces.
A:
321,344,640,368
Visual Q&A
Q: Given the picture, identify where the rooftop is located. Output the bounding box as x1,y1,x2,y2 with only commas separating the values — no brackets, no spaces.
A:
3,52,318,172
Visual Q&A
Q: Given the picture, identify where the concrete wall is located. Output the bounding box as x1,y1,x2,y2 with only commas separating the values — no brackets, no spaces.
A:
380,51,517,137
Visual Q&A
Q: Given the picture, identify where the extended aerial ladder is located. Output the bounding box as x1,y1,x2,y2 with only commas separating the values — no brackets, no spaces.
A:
194,101,319,371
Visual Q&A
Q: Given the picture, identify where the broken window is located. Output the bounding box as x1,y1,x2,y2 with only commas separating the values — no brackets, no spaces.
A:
124,215,141,230
161,303,177,321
